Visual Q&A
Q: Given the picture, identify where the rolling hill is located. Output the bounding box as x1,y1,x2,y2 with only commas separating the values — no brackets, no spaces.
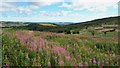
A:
1,16,119,34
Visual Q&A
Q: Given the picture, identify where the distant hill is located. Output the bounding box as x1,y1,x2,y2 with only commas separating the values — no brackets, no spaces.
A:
55,22,73,25
2,16,119,34
0,21,30,28
62,16,119,33
0,21,72,28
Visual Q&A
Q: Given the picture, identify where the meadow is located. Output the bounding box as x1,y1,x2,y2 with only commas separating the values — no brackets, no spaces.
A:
2,29,119,67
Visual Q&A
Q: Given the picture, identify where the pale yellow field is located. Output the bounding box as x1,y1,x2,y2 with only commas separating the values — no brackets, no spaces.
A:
40,24,56,26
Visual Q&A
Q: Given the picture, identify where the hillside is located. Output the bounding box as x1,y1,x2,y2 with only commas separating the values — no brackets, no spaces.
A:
16,16,119,34
0,21,30,28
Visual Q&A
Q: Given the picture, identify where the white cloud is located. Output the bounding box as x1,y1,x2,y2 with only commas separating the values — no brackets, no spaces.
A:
60,0,119,11
0,0,63,15
69,13,84,17
38,11,47,15
0,2,16,12
113,4,118,8
38,10,72,16
61,11,72,16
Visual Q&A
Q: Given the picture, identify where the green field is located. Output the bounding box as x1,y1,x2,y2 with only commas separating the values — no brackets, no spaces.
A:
2,29,119,66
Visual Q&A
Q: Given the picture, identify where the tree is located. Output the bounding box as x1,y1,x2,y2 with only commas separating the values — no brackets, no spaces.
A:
104,31,107,35
88,27,97,36
70,30,74,34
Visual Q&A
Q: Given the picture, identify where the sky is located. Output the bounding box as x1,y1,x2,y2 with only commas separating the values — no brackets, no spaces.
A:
0,0,120,22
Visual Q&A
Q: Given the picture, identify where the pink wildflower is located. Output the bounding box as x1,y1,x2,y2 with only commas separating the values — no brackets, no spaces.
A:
37,55,40,59
93,58,96,64
79,62,83,66
84,61,88,66
113,54,115,57
107,58,109,60
105,62,108,64
65,56,70,61
38,48,42,52
98,61,100,64
105,54,107,57
33,58,36,62
59,61,64,66
94,45,96,48
48,62,51,66
25,53,29,59
67,45,69,48
6,62,9,66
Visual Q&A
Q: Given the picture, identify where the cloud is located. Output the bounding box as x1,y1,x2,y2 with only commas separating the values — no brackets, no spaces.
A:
69,13,84,17
59,0,119,11
38,11,47,15
0,2,16,12
0,0,63,15
38,10,72,16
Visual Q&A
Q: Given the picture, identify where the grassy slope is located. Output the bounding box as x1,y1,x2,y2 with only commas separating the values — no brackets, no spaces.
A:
18,16,119,34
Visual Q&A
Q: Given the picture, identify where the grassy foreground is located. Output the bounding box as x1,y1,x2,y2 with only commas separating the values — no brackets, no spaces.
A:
2,29,119,66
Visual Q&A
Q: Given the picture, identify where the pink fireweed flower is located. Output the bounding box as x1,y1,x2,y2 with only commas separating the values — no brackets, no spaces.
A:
23,36,27,40
25,53,29,59
53,56,57,61
47,50,49,56
59,61,64,66
107,58,109,60
84,61,88,66
67,45,69,48
38,48,42,52
105,54,107,57
45,40,47,42
79,62,83,66
85,48,87,51
7,48,10,52
37,55,40,59
107,51,109,54
74,44,75,47
6,62,9,66
117,61,119,64
98,61,100,64
113,54,115,57
89,58,92,61
65,56,70,61
94,45,96,48
8,36,10,39
74,48,75,51
89,60,92,63
102,60,104,63
111,63,114,66
17,44,19,46
29,48,33,51
93,58,96,64
33,47,37,51
105,62,108,64
46,45,49,49
78,55,81,58
15,56,17,59
33,58,36,62
27,42,29,45
11,41,13,43
97,54,99,57
48,62,51,66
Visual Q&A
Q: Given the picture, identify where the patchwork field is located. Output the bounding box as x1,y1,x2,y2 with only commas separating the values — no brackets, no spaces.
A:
2,29,119,66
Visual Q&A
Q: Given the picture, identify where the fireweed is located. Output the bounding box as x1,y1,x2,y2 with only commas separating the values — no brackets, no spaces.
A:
2,29,119,66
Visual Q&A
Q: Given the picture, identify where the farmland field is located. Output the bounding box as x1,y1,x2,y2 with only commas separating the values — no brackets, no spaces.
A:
2,29,119,67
